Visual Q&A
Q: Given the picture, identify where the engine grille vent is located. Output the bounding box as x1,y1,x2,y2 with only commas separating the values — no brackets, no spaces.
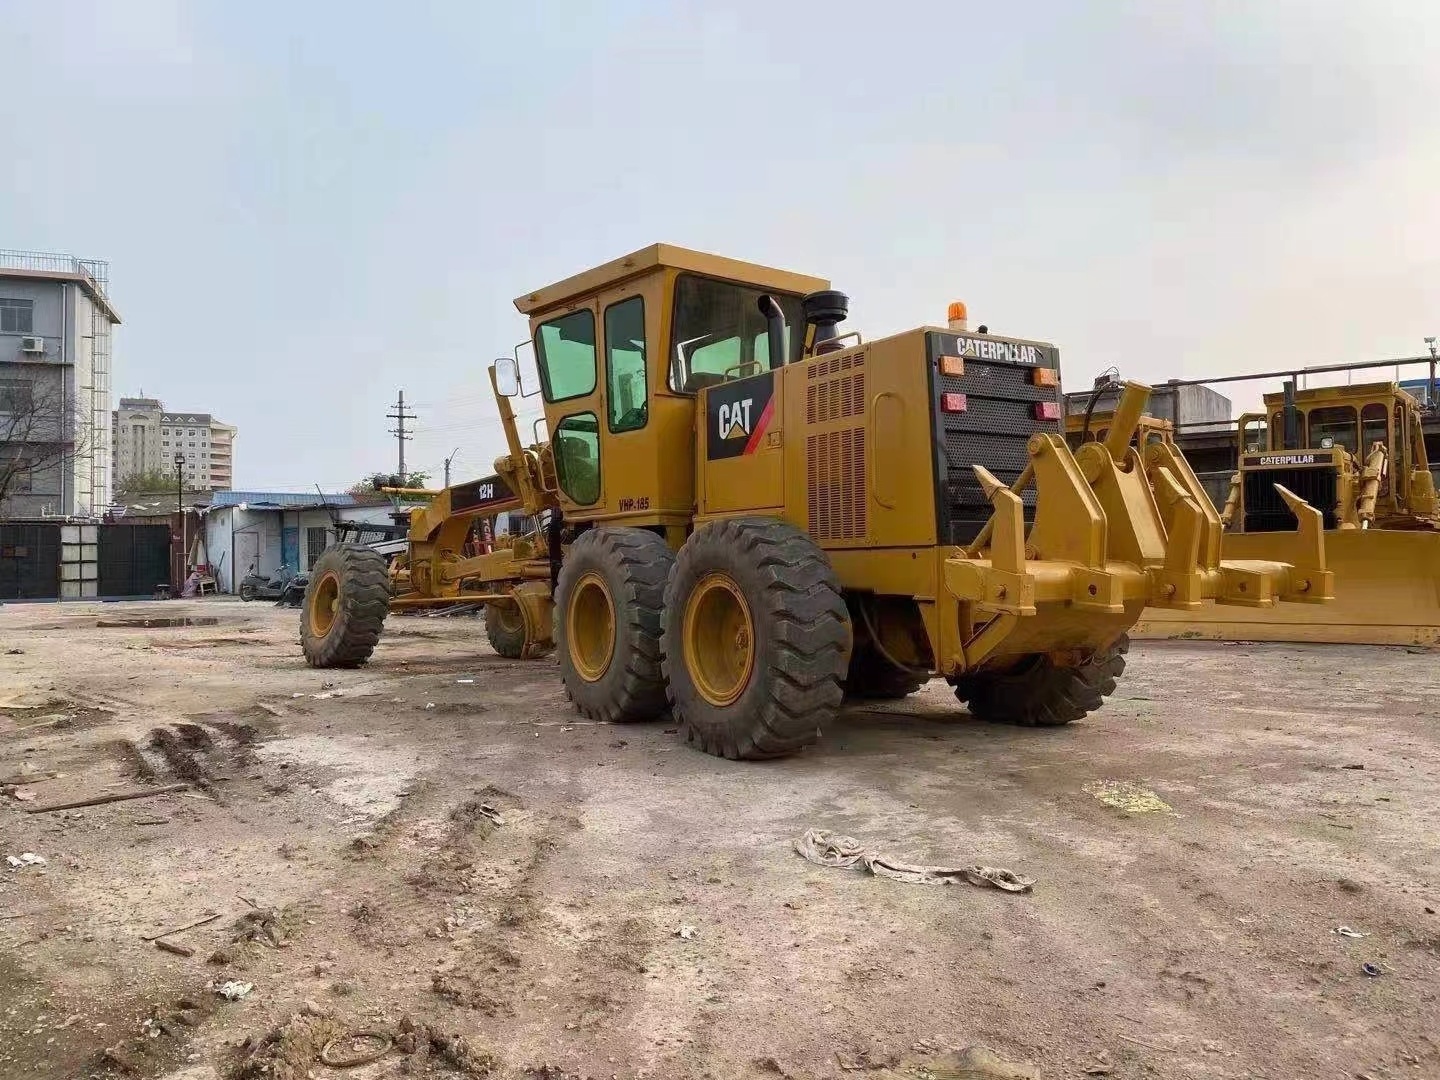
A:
807,427,867,541
806,370,867,425
807,351,866,380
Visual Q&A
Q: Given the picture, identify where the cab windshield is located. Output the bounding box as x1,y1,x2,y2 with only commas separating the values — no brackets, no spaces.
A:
1306,405,1358,452
669,274,803,393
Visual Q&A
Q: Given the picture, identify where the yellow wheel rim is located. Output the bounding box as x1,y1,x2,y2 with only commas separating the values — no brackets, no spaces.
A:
492,602,525,635
309,571,340,637
567,571,615,682
682,572,755,707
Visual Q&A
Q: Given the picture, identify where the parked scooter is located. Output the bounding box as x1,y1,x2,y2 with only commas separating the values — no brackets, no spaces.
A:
238,564,308,606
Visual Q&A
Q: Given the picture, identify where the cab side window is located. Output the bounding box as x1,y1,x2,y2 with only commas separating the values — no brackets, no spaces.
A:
604,297,647,433
668,274,803,393
536,310,597,402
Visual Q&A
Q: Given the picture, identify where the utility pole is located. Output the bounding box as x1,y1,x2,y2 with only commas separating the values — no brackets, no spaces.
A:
444,448,460,490
387,391,416,483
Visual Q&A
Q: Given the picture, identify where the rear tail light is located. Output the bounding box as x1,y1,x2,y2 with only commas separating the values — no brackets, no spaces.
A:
1031,367,1058,387
939,355,965,377
1034,401,1060,421
941,392,968,413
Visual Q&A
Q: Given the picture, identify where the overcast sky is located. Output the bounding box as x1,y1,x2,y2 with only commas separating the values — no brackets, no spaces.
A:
3,1,1437,491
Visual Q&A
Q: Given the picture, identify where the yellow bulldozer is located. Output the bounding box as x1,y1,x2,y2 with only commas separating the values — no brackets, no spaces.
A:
1135,379,1440,645
300,244,1332,759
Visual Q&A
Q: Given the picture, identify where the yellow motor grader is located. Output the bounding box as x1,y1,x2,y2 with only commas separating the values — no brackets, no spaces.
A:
300,244,1332,758
1135,380,1440,645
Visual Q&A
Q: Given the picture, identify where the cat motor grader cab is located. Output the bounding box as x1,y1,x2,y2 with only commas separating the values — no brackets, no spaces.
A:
1136,378,1440,645
301,244,1332,759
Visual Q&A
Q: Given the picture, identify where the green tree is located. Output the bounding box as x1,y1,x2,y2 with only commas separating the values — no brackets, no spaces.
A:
114,468,180,501
347,471,430,497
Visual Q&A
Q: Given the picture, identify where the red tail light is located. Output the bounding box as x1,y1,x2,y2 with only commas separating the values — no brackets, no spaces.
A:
1034,401,1060,421
941,392,967,413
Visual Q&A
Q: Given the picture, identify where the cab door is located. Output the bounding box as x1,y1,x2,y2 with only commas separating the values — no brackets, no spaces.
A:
534,305,605,514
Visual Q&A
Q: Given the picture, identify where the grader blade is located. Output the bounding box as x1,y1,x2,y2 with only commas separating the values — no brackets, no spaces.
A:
1134,528,1440,646
943,383,1333,671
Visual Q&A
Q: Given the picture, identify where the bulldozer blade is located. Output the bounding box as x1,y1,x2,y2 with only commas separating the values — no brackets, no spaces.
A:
1135,529,1440,646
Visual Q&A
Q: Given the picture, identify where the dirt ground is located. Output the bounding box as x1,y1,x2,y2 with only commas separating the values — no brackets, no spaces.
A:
1,599,1438,1080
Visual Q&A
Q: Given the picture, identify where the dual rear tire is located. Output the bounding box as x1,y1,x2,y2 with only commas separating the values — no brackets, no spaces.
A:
556,519,851,759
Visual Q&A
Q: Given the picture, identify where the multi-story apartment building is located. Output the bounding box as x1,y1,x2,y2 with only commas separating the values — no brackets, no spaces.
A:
112,398,238,491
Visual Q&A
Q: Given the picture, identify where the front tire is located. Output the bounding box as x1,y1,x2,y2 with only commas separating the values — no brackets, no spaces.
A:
556,528,674,722
300,545,391,668
239,583,255,602
953,635,1129,726
662,518,851,760
484,601,529,659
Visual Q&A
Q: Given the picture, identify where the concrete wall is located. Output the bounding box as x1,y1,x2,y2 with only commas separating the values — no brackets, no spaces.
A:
1065,383,1232,430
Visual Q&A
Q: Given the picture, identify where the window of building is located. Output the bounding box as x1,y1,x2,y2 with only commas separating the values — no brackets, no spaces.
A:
0,379,34,415
668,275,803,393
0,298,34,334
535,309,597,402
162,428,170,436
0,450,33,493
604,296,648,433
553,412,601,505
305,527,331,569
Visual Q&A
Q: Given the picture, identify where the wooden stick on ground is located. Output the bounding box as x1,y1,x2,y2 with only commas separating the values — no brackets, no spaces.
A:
25,783,189,815
141,911,221,942
154,939,195,957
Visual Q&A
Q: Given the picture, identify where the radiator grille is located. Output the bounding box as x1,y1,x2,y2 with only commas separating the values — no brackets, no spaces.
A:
1243,467,1338,531
807,427,868,541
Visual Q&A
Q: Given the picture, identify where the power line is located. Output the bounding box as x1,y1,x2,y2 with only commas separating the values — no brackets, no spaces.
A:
386,390,416,482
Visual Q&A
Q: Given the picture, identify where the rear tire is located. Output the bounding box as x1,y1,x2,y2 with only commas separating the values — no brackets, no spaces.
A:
484,601,528,660
556,528,674,722
662,518,851,760
300,545,391,668
239,583,255,602
953,635,1129,726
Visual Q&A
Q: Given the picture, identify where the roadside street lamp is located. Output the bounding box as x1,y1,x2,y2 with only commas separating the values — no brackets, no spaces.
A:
175,452,186,585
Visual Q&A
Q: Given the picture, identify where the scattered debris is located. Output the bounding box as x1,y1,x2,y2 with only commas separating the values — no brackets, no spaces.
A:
1337,878,1364,893
1115,1032,1177,1053
1334,926,1366,939
7,788,35,802
456,678,475,684
232,902,288,947
25,782,189,814
677,925,698,940
156,938,195,957
1361,963,1382,977
6,852,47,869
319,1030,393,1068
0,762,58,785
1342,763,1366,770
216,980,255,1001
1083,779,1174,814
933,1046,1042,1078
794,829,1033,893
142,910,221,941
225,1012,345,1080
5,647,23,654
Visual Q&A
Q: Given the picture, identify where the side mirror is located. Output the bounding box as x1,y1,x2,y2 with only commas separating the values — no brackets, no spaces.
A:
494,357,520,398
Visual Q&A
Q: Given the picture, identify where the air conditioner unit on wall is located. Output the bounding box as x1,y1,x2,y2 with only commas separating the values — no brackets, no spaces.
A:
19,336,44,354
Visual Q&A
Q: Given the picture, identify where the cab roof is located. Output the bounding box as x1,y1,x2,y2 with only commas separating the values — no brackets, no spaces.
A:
513,244,829,317
1262,381,1419,408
